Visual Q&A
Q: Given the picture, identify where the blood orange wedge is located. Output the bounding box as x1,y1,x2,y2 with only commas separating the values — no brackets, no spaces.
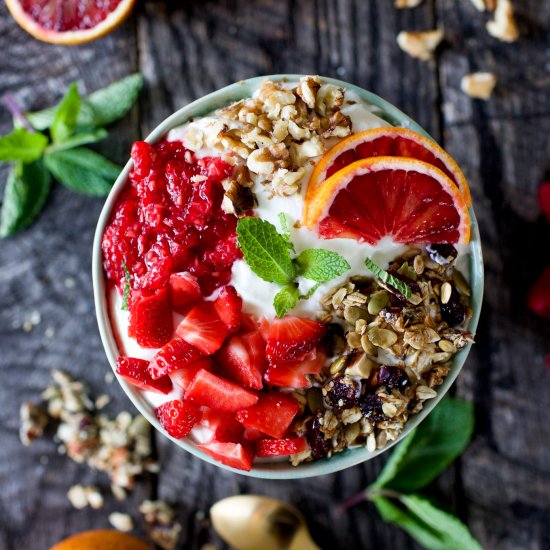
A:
5,0,136,45
305,157,470,245
304,127,471,225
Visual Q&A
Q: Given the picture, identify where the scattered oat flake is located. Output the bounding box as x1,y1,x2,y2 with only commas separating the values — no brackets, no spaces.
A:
396,30,444,61
486,0,519,42
461,72,497,100
109,512,134,532
139,500,182,550
67,484,104,510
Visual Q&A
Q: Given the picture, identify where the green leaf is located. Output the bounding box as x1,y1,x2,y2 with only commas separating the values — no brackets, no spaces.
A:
236,217,296,285
121,261,132,311
364,256,412,299
0,160,51,237
27,74,143,131
372,397,474,492
46,129,108,153
0,128,49,163
51,83,81,143
44,147,121,197
300,281,322,300
373,494,483,550
278,212,295,252
273,284,300,317
297,249,350,282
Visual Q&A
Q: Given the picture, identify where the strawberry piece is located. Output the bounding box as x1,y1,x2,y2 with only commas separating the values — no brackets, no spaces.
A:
197,441,254,471
236,392,300,439
259,317,270,340
216,334,264,390
265,348,327,388
265,315,327,363
184,369,259,412
213,285,243,334
170,357,213,394
539,181,550,223
156,400,202,439
241,313,260,333
128,288,173,348
148,337,204,380
116,356,172,394
242,331,267,372
200,408,244,443
176,301,228,355
244,427,265,441
528,267,550,319
255,437,308,457
169,271,202,311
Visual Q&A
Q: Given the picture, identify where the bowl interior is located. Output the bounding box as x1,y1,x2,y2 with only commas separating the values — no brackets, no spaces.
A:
92,75,484,479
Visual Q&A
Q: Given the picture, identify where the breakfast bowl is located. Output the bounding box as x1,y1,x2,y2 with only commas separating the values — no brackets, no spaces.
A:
92,75,483,479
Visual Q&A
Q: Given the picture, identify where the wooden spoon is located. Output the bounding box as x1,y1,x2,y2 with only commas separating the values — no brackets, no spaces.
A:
210,495,320,550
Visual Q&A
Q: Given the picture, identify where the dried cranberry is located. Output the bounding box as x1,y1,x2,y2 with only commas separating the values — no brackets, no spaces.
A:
426,244,458,265
378,366,409,391
323,376,360,411
307,413,331,459
440,283,466,326
359,393,385,422
528,267,550,319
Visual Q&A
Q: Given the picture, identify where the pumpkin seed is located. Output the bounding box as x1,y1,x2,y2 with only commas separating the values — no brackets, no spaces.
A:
413,255,425,275
329,356,347,375
346,331,362,349
397,261,417,281
344,422,360,443
306,387,323,413
438,339,455,353
452,270,471,296
367,290,390,315
368,327,398,349
361,334,377,355
344,305,369,323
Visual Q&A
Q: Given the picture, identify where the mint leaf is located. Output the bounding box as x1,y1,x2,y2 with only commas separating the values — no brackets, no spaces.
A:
373,494,483,550
297,249,350,282
121,261,132,311
372,397,474,492
300,282,321,300
51,83,81,143
364,257,412,299
0,128,48,163
236,217,296,285
0,160,51,237
278,212,295,252
274,284,299,317
46,129,108,153
44,147,121,196
26,74,143,131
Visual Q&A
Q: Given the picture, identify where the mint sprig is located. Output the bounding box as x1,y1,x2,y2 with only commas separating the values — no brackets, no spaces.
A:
0,74,143,238
236,216,350,317
365,257,412,299
340,398,482,550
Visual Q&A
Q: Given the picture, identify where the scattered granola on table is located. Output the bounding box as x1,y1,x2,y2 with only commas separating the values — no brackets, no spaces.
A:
289,244,474,465
139,500,183,550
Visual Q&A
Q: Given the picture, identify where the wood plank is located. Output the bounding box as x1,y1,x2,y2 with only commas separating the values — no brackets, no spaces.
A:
0,5,143,548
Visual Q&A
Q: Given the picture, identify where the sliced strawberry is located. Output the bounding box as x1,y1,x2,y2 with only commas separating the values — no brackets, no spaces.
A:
148,337,204,380
259,317,270,340
264,348,327,388
216,335,264,390
156,400,202,439
244,427,265,441
255,437,308,457
265,315,327,363
116,356,173,394
170,357,214,394
128,288,173,348
236,392,301,439
200,408,244,443
176,301,228,355
169,271,202,311
241,313,260,333
528,267,550,319
213,285,243,334
184,369,259,412
242,331,267,373
197,441,254,471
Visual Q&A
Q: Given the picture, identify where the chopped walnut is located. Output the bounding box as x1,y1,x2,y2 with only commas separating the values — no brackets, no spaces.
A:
315,84,345,116
461,72,497,100
486,0,519,42
296,75,321,109
396,30,444,61
247,143,290,175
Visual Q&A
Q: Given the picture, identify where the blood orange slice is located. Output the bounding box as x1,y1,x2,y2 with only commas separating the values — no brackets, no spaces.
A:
304,127,471,225
5,0,135,45
305,157,470,245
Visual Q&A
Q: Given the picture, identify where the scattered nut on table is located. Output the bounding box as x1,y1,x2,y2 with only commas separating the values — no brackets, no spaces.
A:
394,0,424,8
461,72,497,100
396,30,444,61
486,0,519,42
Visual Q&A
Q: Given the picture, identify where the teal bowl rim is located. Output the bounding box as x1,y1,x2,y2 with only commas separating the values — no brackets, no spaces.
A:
92,74,484,479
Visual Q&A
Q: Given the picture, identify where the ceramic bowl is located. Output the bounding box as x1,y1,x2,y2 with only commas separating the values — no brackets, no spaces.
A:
92,75,484,479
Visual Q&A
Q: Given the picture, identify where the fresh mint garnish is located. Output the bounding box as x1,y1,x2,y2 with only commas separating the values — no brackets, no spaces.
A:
297,249,350,282
121,261,132,312
0,74,143,237
364,257,412,299
237,215,350,317
278,212,295,252
340,397,482,550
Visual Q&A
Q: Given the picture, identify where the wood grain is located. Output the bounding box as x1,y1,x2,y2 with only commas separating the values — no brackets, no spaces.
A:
0,0,549,548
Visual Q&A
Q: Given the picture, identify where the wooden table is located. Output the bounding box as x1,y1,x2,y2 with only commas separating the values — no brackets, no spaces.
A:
1,1,549,548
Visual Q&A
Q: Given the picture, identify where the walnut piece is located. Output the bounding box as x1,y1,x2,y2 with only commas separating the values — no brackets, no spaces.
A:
461,72,497,100
396,30,444,61
486,0,519,42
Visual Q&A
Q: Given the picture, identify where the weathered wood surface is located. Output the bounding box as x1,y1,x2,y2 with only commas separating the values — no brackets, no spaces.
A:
0,1,549,549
